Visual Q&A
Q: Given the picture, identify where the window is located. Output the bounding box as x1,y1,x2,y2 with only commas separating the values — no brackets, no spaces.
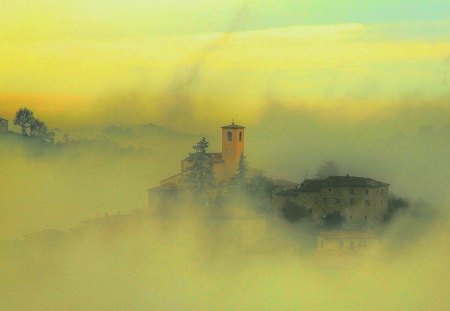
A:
349,188,354,195
365,200,370,207
239,132,242,141
335,198,340,204
339,240,344,249
365,189,369,195
323,198,327,203
364,216,368,222
349,199,354,205
227,132,232,141
328,188,332,192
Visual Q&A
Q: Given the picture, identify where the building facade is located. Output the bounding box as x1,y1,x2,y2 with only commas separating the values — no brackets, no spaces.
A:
0,118,8,132
274,175,389,226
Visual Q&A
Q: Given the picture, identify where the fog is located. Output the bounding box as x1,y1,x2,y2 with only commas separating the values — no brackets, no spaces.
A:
0,200,449,310
1,102,449,310
1,3,449,308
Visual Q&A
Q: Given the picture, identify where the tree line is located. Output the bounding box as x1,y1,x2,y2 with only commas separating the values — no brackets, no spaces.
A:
13,107,54,142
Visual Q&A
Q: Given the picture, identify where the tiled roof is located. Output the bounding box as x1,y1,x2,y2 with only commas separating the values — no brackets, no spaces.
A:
275,175,389,196
222,121,245,129
271,178,299,187
298,179,324,192
322,176,389,187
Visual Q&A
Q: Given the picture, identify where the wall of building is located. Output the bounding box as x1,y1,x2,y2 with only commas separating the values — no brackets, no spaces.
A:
0,118,8,132
274,185,389,226
221,128,244,179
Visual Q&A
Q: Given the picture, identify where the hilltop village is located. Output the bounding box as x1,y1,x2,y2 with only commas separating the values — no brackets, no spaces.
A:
145,122,390,254
1,115,393,254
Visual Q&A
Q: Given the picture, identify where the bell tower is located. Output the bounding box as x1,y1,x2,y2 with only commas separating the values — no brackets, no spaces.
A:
221,121,245,178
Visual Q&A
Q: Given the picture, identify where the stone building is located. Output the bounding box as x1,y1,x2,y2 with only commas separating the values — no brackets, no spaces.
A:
273,175,389,226
0,117,8,132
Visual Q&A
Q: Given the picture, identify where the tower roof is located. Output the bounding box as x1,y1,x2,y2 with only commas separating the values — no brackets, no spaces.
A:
222,121,245,129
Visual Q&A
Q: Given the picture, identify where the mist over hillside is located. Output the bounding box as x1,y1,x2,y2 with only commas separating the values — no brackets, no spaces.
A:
1,96,449,239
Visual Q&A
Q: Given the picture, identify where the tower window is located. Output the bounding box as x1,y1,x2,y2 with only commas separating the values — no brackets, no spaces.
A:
227,132,232,141
239,131,242,141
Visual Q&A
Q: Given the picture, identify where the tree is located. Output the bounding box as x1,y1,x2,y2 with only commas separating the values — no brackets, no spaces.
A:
281,200,310,223
384,195,409,221
29,119,45,136
30,119,54,142
230,152,248,191
183,137,215,205
247,174,274,211
315,160,340,179
13,108,54,142
14,107,34,136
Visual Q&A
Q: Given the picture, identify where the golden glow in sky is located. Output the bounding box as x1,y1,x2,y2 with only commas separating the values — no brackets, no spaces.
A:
0,1,449,128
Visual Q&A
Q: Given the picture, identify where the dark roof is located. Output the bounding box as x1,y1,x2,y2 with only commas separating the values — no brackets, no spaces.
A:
275,188,300,196
271,178,299,187
159,173,181,184
222,121,245,129
0,117,7,121
275,175,389,196
298,179,324,192
322,176,389,187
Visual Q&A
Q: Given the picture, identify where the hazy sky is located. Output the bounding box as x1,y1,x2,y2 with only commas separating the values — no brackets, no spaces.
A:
0,1,449,128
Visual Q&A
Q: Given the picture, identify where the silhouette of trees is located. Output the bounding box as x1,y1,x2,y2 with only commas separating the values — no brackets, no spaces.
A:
281,200,310,223
229,152,248,191
183,137,215,205
247,174,274,211
13,107,54,142
384,195,409,221
14,107,34,136
315,160,339,178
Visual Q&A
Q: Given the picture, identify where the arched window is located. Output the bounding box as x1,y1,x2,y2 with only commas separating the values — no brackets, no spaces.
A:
239,132,242,141
227,132,232,141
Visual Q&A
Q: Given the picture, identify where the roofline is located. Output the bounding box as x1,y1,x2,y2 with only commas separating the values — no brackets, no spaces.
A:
160,173,181,183
221,121,245,129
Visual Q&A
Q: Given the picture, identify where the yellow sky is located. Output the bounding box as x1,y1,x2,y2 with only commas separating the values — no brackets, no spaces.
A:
0,2,449,129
